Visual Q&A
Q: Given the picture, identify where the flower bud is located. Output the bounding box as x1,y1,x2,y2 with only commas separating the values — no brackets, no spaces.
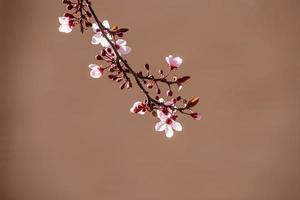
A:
156,89,161,95
152,111,158,117
101,50,107,56
111,25,118,32
167,90,173,97
64,13,74,18
62,0,70,4
86,11,92,18
107,48,112,54
108,74,115,79
144,64,150,70
120,83,125,90
191,112,202,120
117,32,123,37
147,83,153,89
172,98,177,104
85,21,92,27
171,115,178,121
95,55,103,60
112,76,118,81
67,4,73,10
186,97,200,108
126,81,132,89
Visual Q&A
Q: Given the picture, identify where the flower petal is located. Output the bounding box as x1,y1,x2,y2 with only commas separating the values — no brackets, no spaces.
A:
192,112,202,120
59,24,72,33
174,57,183,66
88,64,98,69
118,46,131,55
90,68,102,79
171,121,183,131
138,110,146,115
92,23,100,33
165,55,172,65
99,37,111,47
91,34,102,45
157,110,168,121
155,121,166,132
130,107,136,113
165,125,174,138
102,20,110,29
159,98,165,103
116,39,127,46
133,101,142,107
59,17,69,25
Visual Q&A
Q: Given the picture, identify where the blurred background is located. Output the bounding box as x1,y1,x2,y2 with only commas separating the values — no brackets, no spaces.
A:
1,0,300,199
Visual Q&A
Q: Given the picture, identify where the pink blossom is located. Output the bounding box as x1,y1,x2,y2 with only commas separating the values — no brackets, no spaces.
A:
91,20,112,47
155,110,182,138
115,39,131,55
58,17,73,33
165,55,183,70
130,101,147,115
88,64,103,79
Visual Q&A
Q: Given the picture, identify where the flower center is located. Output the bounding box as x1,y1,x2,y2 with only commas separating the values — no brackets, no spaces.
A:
165,118,172,125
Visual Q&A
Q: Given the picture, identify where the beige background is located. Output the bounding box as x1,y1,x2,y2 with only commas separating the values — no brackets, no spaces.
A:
1,0,300,199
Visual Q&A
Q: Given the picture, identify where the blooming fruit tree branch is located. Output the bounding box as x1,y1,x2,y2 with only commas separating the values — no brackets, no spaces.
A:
58,0,202,138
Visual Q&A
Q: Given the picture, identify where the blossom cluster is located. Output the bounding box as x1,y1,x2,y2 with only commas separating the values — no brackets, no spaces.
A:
58,0,202,138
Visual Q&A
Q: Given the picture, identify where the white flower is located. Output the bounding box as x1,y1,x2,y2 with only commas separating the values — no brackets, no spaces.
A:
88,64,103,79
130,101,147,115
155,110,182,138
91,20,112,47
165,55,183,70
115,39,131,55
91,20,132,55
58,17,73,33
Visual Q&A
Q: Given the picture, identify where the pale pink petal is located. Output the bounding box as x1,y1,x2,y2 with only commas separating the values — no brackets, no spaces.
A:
116,39,127,46
118,46,131,55
133,101,142,107
155,121,166,132
171,121,183,131
165,100,174,106
88,64,98,69
59,24,72,33
102,20,110,29
157,110,168,121
130,107,136,113
91,34,102,45
159,98,165,103
174,57,183,66
138,110,146,115
165,125,174,138
92,23,100,33
99,37,111,47
59,17,69,25
165,55,172,65
90,68,102,79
